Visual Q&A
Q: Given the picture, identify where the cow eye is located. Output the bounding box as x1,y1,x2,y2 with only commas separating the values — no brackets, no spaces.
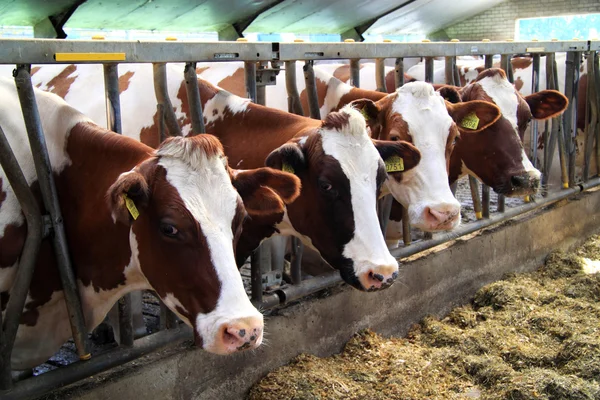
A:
318,179,333,192
160,222,179,238
390,135,400,141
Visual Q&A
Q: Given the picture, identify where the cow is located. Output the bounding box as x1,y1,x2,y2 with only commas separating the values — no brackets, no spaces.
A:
0,77,302,369
5,64,422,291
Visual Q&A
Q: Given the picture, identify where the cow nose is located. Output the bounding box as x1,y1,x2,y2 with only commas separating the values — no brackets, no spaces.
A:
510,174,529,188
510,173,540,193
423,203,460,230
219,317,263,353
358,264,399,292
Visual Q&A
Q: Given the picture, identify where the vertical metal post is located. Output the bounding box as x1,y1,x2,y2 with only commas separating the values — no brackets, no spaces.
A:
394,57,404,88
303,61,321,119
290,237,304,285
285,61,304,116
375,58,386,93
378,195,393,235
563,51,579,186
484,54,494,69
153,63,182,138
250,249,263,303
445,56,456,85
481,184,490,218
0,124,43,390
184,62,206,135
244,61,258,103
469,176,483,220
424,57,434,83
450,181,458,195
349,59,360,88
103,64,122,134
530,54,541,168
160,300,178,330
595,52,600,176
401,206,411,245
583,52,597,181
103,64,135,347
13,65,91,361
498,54,512,211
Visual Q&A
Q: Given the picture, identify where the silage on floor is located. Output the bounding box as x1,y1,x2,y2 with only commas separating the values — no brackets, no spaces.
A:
248,235,600,400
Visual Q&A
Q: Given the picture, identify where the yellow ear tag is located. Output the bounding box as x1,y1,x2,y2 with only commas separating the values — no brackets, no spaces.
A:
282,162,295,174
360,107,370,121
123,194,139,220
385,155,404,173
460,112,480,130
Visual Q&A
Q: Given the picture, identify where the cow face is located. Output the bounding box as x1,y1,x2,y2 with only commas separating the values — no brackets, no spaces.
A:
352,82,500,232
266,106,420,291
457,69,568,196
107,135,299,354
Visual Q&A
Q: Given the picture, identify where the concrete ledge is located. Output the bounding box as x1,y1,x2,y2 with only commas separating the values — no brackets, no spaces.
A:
53,188,600,400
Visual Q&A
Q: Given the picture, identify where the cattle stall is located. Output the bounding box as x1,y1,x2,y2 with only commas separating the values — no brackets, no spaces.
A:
0,38,599,399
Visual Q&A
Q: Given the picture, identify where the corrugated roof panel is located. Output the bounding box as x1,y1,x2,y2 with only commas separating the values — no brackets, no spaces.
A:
0,0,77,26
365,0,504,35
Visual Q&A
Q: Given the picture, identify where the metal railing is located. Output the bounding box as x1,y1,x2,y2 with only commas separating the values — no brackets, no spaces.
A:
0,38,598,399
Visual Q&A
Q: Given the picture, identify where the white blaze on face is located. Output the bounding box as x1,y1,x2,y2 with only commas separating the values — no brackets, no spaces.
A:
156,144,262,352
477,75,541,179
387,82,460,230
320,105,397,278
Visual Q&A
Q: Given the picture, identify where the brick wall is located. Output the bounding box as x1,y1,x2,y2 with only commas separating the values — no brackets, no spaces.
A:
429,0,600,41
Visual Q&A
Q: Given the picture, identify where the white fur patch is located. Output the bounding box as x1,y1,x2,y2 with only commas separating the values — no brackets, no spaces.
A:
388,82,461,230
158,149,262,352
203,89,250,127
320,105,397,277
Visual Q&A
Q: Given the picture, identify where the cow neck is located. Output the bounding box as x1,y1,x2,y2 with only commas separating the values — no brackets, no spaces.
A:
197,79,320,169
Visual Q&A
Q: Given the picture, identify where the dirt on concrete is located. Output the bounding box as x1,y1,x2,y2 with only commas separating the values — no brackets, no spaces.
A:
248,235,600,400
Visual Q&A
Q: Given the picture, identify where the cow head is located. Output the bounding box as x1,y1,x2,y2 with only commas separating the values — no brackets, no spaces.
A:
352,82,501,231
456,68,568,196
265,106,420,291
107,134,299,354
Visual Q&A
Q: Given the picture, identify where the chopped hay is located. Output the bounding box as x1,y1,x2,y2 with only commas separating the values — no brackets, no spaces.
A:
248,235,600,400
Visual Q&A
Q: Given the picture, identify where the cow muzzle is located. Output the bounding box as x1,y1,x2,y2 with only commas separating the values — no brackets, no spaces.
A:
356,262,399,292
199,316,264,354
507,172,540,196
416,201,461,231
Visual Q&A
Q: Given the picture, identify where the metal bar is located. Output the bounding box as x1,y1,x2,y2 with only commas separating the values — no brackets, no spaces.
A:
0,124,44,390
445,56,455,85
244,61,257,103
13,66,91,361
153,63,182,137
469,175,483,220
583,52,597,181
285,61,304,116
531,54,540,167
450,181,458,195
424,57,434,83
159,298,178,330
117,294,134,347
563,51,577,186
375,58,386,92
290,237,304,285
482,184,490,218
275,272,342,305
3,325,192,400
394,57,404,88
157,103,166,143
484,54,494,69
303,61,321,120
500,54,513,83
103,64,121,134
349,59,360,88
378,195,393,235
184,62,206,135
401,206,411,246
595,52,600,176
250,248,263,304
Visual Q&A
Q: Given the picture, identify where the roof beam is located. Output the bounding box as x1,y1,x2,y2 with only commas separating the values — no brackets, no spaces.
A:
218,25,243,41
230,0,285,36
341,0,419,41
33,0,87,39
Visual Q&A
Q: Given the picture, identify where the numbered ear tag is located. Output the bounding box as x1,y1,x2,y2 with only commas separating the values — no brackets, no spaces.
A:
460,112,480,130
123,194,139,220
282,162,295,174
385,155,404,173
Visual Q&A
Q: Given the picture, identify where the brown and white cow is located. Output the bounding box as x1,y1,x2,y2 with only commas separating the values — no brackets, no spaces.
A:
7,64,421,291
0,77,301,369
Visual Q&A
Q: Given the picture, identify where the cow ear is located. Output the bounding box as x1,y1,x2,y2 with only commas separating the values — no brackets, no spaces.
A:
437,85,462,104
446,100,502,134
349,99,383,138
265,142,306,176
372,139,421,173
107,170,150,225
525,90,568,120
232,167,301,216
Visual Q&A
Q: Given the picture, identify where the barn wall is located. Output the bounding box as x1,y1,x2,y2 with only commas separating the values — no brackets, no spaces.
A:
48,188,600,400
429,0,600,41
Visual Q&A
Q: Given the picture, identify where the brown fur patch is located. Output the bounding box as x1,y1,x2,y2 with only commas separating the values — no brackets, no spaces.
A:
0,222,27,268
118,71,135,94
322,111,350,131
474,68,507,82
139,109,161,149
30,66,41,76
511,57,533,70
46,64,77,99
217,67,246,97
514,77,524,92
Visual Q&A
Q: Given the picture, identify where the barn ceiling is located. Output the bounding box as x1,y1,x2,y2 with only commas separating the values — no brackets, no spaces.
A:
0,0,506,37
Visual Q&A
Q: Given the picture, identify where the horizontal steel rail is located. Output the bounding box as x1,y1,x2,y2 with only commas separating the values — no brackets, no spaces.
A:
0,39,591,65
3,325,192,400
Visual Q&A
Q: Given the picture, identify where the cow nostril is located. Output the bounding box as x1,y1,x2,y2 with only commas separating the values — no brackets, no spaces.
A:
511,175,527,187
370,272,384,282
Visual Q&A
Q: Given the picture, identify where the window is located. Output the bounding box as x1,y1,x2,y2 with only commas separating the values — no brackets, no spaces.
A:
516,13,599,41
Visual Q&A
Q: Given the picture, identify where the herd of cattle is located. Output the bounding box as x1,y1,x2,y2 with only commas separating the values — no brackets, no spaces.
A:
0,52,580,372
